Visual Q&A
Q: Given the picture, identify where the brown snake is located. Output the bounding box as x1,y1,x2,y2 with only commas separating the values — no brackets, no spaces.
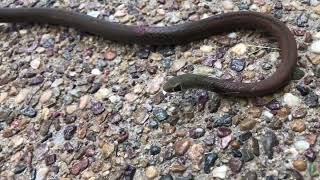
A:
0,8,297,97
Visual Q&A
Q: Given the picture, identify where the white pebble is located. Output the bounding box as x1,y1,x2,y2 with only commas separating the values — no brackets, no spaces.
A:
87,11,100,18
171,60,187,72
249,4,260,11
91,68,102,75
222,0,235,10
193,66,215,75
212,165,228,179
200,45,213,53
65,104,78,114
109,95,121,103
228,32,237,39
95,88,112,100
294,140,310,152
79,95,90,109
310,40,320,54
39,89,53,103
283,93,301,107
51,78,64,87
146,75,164,94
262,110,274,119
35,167,49,180
30,58,41,69
0,92,8,103
231,43,247,56
125,93,138,102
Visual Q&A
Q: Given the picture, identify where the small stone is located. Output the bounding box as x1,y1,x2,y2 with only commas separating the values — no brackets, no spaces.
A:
64,125,77,140
266,99,282,110
187,144,204,166
170,164,187,173
102,142,115,159
15,88,30,104
137,48,150,59
217,127,232,138
204,153,218,174
296,85,310,96
305,148,317,162
220,134,233,149
30,58,41,69
283,93,301,107
146,75,164,94
294,140,310,152
145,166,158,179
262,131,279,159
35,167,49,180
241,148,254,162
231,43,247,56
296,12,309,27
14,164,27,174
91,68,102,75
305,92,319,108
310,40,320,54
212,165,228,179
293,160,307,171
175,140,191,156
292,120,306,132
244,171,258,180
104,51,117,60
65,104,77,114
29,76,44,86
21,106,37,118
240,119,256,131
153,108,168,122
91,101,105,115
45,154,56,166
70,158,89,175
159,174,174,180
39,90,53,103
189,128,205,139
222,0,234,10
123,165,136,180
200,45,213,53
214,115,233,127
0,92,8,103
238,132,252,143
229,158,243,174
292,68,305,80
51,78,64,87
171,60,187,72
150,145,161,155
230,59,246,72
79,95,90,109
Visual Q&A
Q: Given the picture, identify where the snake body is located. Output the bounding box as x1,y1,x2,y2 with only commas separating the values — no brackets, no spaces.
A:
0,8,297,97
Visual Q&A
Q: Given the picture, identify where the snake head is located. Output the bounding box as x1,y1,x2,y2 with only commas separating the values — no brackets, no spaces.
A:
163,77,182,92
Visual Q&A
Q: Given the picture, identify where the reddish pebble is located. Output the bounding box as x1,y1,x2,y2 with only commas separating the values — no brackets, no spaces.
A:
70,158,89,175
104,51,117,60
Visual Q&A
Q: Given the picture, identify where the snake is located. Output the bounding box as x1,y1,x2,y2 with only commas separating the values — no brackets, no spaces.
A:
0,8,297,97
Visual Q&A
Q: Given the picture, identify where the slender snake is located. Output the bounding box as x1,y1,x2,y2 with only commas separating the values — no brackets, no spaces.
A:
0,8,297,97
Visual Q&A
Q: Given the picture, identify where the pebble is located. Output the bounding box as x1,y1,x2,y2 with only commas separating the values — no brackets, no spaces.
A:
217,127,232,138
305,92,319,108
15,88,30,104
153,108,168,122
305,148,317,162
0,92,8,103
231,43,247,56
310,40,320,54
292,120,306,132
35,167,49,180
294,140,310,152
229,158,243,174
189,128,205,139
91,101,105,115
21,106,37,118
39,90,53,103
91,68,102,75
159,174,174,180
175,140,191,156
262,131,279,159
292,68,305,80
212,165,228,179
63,125,77,140
65,104,77,114
104,51,117,60
296,85,310,96
222,0,235,10
283,93,301,107
239,119,256,131
102,142,115,159
230,59,246,72
214,115,233,127
79,95,90,109
146,75,164,94
204,153,218,174
171,60,187,72
14,164,27,174
293,160,307,171
244,171,258,180
150,145,161,155
220,134,233,149
124,165,136,179
45,154,56,166
170,164,187,173
187,144,204,166
51,78,64,87
145,166,158,179
200,45,213,53
30,58,41,69
70,158,89,175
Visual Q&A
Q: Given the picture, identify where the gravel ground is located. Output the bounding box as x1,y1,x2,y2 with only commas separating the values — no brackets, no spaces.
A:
1,0,320,179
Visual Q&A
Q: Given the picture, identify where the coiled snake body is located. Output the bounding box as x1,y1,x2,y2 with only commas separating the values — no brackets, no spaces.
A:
0,8,297,97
